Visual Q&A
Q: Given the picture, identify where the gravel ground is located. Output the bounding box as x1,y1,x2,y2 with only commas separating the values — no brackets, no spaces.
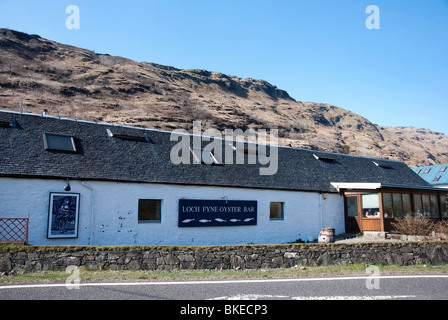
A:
332,233,404,244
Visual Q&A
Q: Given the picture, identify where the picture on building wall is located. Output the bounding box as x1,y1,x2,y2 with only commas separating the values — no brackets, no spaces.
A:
47,193,80,239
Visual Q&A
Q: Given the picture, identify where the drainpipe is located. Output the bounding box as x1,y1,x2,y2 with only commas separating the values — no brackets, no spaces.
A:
81,181,95,245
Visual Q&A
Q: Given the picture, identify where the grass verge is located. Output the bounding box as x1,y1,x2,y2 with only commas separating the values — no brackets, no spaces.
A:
1,263,448,285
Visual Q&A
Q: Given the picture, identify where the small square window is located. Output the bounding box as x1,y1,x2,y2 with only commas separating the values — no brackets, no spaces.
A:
43,133,77,152
423,168,431,174
433,176,441,182
138,199,161,222
270,202,284,220
440,166,447,173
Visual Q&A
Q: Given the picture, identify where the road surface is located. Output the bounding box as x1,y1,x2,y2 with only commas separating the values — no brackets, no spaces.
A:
1,274,447,301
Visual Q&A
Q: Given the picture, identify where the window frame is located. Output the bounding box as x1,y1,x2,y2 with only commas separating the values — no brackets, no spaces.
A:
361,193,380,218
138,199,162,223
43,133,77,152
441,195,448,218
269,202,285,220
382,192,412,219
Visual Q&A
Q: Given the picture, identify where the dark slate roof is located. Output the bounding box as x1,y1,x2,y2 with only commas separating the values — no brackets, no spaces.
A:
0,110,431,193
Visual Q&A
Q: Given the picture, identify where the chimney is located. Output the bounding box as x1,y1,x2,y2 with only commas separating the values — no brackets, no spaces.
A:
43,109,48,116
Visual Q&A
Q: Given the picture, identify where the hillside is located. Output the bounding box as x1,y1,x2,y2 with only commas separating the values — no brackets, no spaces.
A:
0,28,447,167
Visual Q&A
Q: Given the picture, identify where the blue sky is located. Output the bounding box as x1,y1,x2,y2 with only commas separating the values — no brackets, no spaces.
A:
1,0,447,134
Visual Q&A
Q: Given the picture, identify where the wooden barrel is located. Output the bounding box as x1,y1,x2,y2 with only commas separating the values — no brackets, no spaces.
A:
318,227,335,243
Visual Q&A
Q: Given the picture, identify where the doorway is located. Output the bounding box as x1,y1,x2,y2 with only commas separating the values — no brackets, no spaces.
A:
345,196,361,233
344,193,383,233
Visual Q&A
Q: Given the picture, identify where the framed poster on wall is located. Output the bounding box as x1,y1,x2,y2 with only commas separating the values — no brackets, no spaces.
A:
47,193,80,239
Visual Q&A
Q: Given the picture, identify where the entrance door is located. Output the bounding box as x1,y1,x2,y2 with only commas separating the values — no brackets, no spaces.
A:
345,196,361,233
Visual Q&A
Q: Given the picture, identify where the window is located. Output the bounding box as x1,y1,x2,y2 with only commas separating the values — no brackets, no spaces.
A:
361,193,380,218
382,193,393,218
392,193,404,218
313,154,335,163
430,195,440,218
414,194,422,216
433,176,441,182
383,193,411,218
414,193,440,218
43,133,77,152
414,169,422,174
440,166,447,173
138,199,161,222
270,202,284,220
347,197,358,217
106,129,150,142
0,117,16,128
373,161,392,169
402,194,412,217
422,195,431,216
441,195,447,218
423,168,431,174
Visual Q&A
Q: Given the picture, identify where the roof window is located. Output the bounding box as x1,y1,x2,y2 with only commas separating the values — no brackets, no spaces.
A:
0,117,16,128
373,161,392,169
423,168,431,174
43,133,77,152
106,129,151,142
440,166,447,173
313,154,335,163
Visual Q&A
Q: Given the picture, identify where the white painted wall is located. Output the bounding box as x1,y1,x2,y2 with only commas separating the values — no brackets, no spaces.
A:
0,178,345,246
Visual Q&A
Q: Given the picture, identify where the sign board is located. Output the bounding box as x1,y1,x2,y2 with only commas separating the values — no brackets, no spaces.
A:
179,199,257,227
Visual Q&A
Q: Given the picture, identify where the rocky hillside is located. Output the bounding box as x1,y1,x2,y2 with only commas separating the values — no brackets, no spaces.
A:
0,28,447,167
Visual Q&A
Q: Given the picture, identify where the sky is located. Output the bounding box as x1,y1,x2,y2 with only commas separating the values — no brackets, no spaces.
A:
1,0,447,134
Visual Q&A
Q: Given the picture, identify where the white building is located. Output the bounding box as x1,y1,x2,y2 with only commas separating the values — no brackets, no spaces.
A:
0,110,445,246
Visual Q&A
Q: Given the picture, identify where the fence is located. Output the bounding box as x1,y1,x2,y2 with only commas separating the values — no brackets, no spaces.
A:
0,216,29,244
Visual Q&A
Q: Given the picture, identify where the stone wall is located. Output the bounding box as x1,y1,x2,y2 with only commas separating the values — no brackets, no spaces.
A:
1,242,448,274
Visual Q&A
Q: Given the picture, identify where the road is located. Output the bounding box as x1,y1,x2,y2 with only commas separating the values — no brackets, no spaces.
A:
1,274,447,301
2,275,446,318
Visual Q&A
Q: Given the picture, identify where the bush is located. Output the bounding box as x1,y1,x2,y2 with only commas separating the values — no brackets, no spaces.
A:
391,213,434,236
434,220,448,239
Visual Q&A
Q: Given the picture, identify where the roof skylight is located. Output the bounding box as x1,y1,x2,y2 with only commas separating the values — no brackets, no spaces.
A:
43,133,77,152
313,154,335,163
0,117,16,128
106,129,150,142
373,161,392,169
